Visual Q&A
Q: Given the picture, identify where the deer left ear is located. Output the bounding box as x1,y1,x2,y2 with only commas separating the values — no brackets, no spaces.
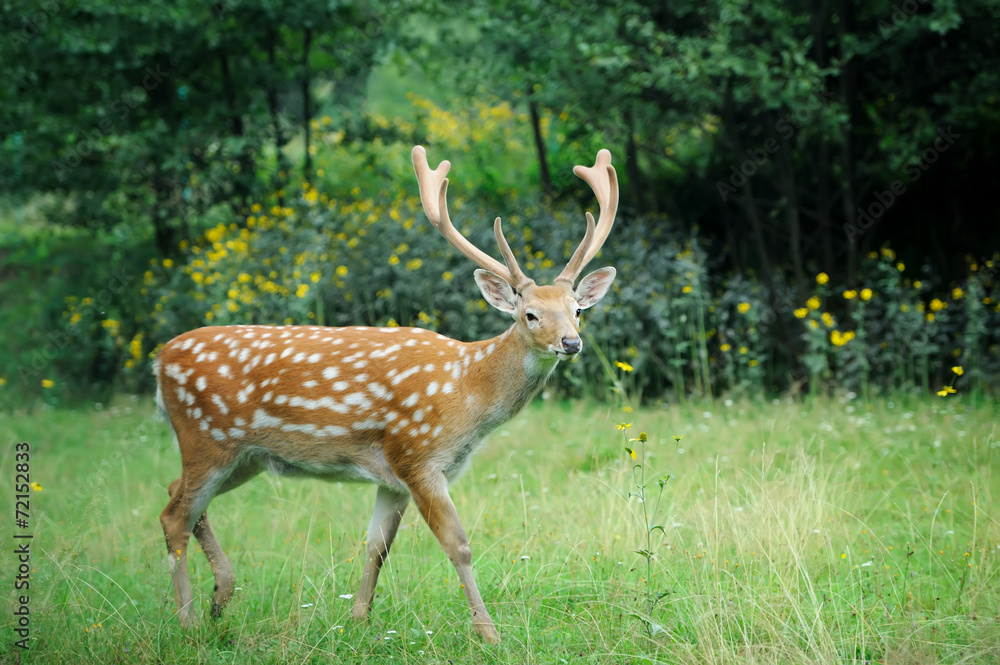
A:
474,269,518,313
576,267,616,309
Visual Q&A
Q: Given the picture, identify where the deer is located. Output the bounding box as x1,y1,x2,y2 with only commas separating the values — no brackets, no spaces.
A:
154,145,618,643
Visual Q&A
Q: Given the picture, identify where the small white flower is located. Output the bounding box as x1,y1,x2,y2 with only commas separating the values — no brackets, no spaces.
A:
521,555,530,561
861,561,872,567
300,603,314,608
338,593,354,600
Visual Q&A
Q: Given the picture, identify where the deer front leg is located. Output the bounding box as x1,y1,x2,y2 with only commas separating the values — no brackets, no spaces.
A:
353,485,410,621
407,475,499,643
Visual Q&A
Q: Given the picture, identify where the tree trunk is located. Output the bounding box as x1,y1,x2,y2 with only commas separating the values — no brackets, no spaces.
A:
302,27,313,184
836,0,859,285
527,96,553,198
268,29,289,207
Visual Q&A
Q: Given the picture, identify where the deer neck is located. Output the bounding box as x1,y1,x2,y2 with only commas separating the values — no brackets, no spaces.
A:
459,324,558,431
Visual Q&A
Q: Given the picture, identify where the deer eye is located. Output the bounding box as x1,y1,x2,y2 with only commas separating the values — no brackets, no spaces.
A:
526,312,539,323
575,309,582,318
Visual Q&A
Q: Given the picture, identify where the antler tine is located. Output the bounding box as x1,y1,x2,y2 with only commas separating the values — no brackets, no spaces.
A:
412,146,529,288
492,217,531,290
555,149,619,286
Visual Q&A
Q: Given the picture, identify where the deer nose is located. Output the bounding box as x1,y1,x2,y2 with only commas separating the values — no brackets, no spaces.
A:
561,337,582,355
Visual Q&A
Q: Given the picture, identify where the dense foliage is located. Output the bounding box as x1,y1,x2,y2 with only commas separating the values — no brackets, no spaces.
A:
1,0,998,406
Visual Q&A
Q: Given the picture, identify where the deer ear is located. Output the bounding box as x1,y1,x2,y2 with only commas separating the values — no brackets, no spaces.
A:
575,267,616,309
474,269,518,314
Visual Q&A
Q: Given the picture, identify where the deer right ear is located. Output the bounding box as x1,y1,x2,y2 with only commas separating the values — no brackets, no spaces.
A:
474,269,517,314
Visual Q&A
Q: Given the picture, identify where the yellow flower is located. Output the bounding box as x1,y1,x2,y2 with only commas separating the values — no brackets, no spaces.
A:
737,302,751,314
295,284,310,298
627,448,637,460
793,308,808,319
310,271,321,283
936,386,956,397
881,247,896,260
843,289,857,300
952,366,964,376
816,272,829,285
929,298,946,311
336,265,349,277
41,379,54,389
388,254,400,266
739,346,748,354
896,262,905,272
615,361,634,373
926,313,935,322
749,359,759,367
617,422,632,432
830,330,856,346
442,271,453,282
0,377,6,386
30,482,42,492
720,343,732,352
405,258,423,271
821,312,834,328
809,320,819,329
860,288,873,301
900,304,909,312
162,258,174,268
682,285,693,294
806,296,821,310
952,287,964,299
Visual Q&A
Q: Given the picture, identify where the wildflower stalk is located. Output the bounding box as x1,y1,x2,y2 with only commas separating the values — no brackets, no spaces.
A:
622,424,676,634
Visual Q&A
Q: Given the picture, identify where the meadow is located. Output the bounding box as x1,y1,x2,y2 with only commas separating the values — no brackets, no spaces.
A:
2,394,998,664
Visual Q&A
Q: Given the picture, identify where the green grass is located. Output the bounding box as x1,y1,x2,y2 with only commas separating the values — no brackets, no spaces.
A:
2,395,999,664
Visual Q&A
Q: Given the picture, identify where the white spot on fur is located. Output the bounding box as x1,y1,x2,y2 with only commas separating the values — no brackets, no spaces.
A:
426,381,439,396
442,382,454,394
219,365,232,378
402,393,419,408
322,366,339,380
391,366,421,386
211,394,229,414
303,380,318,388
251,409,283,428
196,376,207,391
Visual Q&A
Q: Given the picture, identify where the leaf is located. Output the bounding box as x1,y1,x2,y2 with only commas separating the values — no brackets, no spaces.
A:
649,525,666,536
634,549,654,559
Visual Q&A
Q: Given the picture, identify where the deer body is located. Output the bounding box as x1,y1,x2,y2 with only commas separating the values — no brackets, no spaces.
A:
157,146,619,643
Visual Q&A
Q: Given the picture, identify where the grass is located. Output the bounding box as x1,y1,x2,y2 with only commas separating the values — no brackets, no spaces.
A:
2,394,999,664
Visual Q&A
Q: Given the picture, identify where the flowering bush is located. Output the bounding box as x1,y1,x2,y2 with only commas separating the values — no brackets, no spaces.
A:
6,96,998,405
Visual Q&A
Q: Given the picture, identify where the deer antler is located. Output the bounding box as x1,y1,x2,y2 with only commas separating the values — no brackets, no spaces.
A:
412,146,532,291
555,149,618,286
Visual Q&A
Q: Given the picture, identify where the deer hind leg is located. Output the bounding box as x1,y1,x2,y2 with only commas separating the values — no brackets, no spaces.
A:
407,474,499,643
353,485,411,621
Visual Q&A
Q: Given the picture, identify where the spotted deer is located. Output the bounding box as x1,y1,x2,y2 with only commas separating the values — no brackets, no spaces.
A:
154,145,618,643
